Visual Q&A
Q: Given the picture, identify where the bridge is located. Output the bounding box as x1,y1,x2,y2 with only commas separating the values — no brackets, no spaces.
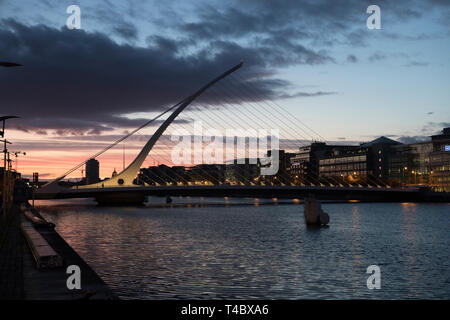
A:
35,184,450,204
34,61,450,204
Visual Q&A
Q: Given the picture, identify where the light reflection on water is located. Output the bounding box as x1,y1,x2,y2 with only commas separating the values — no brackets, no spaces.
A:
36,197,450,299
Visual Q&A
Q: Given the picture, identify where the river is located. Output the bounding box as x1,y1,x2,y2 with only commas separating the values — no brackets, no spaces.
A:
36,198,450,299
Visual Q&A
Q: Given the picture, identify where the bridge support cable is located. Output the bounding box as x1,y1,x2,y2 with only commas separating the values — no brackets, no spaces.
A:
136,105,258,187
195,89,317,187
224,76,348,187
183,85,318,187
218,80,319,145
233,73,326,142
112,112,246,187
124,89,275,187
235,72,389,190
215,79,344,187
42,98,189,187
137,153,193,186
124,103,251,186
203,83,325,187
211,84,325,187
40,62,244,192
234,75,387,188
210,80,327,187
227,74,379,188
179,91,290,186
82,62,244,188
138,167,190,186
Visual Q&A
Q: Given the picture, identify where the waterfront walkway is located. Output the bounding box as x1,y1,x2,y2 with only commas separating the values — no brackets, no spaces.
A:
0,205,24,299
0,204,117,300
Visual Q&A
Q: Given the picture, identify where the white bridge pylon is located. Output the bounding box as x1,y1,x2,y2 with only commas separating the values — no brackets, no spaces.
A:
39,62,243,192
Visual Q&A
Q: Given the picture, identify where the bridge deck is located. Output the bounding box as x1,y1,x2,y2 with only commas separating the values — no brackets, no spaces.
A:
35,185,450,202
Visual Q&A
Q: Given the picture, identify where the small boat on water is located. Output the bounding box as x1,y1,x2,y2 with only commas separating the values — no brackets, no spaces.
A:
304,197,330,226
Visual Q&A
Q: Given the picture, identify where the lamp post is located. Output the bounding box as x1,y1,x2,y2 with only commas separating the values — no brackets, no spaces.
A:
403,166,408,186
1,62,22,215
12,151,26,172
1,139,12,216
1,119,21,216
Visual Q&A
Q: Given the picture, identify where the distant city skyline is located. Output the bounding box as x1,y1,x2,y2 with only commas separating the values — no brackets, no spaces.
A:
0,0,449,179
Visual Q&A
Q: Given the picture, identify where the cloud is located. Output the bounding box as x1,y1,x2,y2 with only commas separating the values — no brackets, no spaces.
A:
403,61,429,67
396,135,430,144
386,122,449,144
2,1,448,136
113,21,138,40
175,0,449,51
0,19,334,135
368,52,387,62
278,91,338,99
346,55,358,63
417,122,450,137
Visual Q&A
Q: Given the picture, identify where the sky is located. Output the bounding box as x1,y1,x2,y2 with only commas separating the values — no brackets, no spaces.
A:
0,0,449,180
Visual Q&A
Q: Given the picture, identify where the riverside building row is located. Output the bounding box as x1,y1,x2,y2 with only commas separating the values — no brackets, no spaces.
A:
78,127,449,192
290,127,450,191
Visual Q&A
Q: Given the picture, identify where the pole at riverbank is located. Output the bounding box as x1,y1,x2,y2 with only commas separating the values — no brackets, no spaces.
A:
1,61,22,215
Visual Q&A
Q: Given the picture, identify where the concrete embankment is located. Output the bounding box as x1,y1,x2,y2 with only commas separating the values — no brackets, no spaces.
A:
1,203,118,300
0,205,24,299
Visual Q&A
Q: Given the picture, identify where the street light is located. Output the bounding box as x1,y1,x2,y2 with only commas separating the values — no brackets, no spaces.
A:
0,115,19,138
12,151,26,171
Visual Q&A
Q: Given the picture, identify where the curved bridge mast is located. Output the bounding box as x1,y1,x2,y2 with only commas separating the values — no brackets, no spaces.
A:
40,61,243,192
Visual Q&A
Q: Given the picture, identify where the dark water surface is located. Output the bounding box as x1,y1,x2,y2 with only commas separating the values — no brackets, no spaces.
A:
36,198,450,299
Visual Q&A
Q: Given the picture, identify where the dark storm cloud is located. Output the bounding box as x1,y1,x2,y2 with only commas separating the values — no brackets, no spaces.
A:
178,0,443,47
0,19,332,135
2,0,448,136
430,0,450,5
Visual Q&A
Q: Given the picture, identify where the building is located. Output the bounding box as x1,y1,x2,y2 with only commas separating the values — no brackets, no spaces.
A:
319,145,369,184
387,144,415,185
318,137,401,185
265,150,296,184
409,141,433,185
225,159,259,185
429,127,450,192
85,158,99,185
187,164,226,185
290,142,329,184
360,136,401,181
139,165,186,185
